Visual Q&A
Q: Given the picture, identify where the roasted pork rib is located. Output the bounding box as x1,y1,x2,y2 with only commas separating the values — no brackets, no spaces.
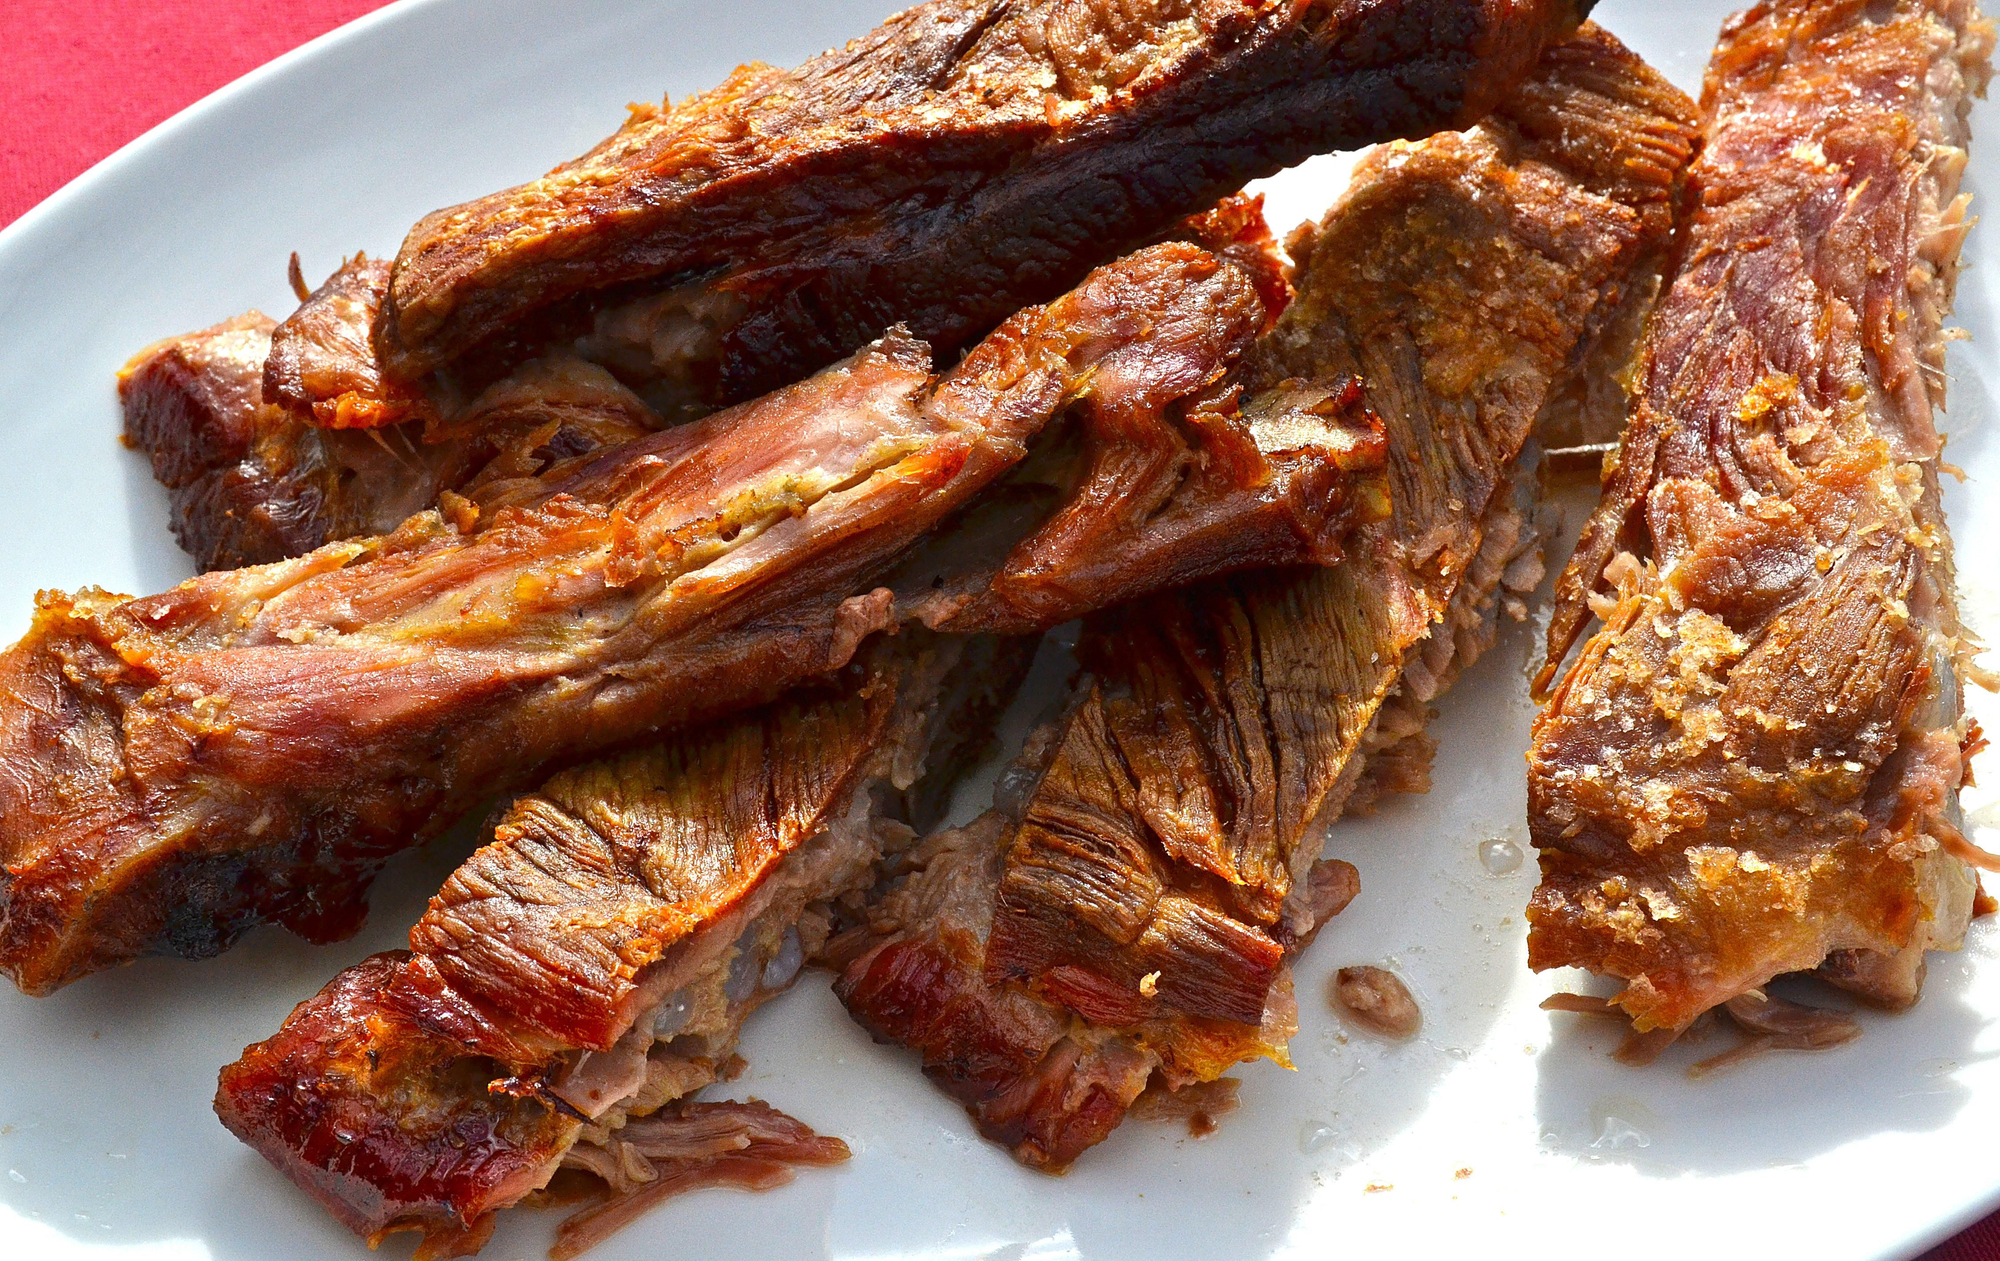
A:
358,0,1597,418
836,23,1700,1169
127,196,1299,573
2,242,1283,994
216,630,1031,1256
1528,0,1994,1035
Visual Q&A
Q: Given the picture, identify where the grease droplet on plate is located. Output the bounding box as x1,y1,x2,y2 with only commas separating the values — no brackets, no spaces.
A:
1479,838,1523,875
1588,1096,1656,1151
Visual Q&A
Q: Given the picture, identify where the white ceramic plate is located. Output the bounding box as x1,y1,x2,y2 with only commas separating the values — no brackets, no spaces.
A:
4,2,1999,1258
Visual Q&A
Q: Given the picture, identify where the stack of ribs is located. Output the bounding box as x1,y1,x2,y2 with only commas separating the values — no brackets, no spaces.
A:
833,22,1699,1169
1528,0,1995,1054
1,0,1600,1249
22,0,1988,1255
125,0,1593,572
198,24,1699,1249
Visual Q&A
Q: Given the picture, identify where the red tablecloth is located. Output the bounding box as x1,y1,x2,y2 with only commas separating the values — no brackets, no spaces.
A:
1,4,1992,1258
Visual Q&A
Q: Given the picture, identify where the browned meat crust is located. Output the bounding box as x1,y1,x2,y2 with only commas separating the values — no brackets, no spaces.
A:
834,811,1218,1171
119,312,456,570
839,23,1700,1170
368,0,1596,406
214,952,577,1245
0,243,1267,994
1528,0,1994,1033
128,194,1313,574
216,631,1027,1254
265,255,441,431
120,297,657,571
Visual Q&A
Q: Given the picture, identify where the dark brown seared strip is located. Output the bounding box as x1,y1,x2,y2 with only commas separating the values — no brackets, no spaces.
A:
0,243,1264,994
366,0,1595,408
217,631,1029,1254
1528,0,1992,1034
839,23,1699,1170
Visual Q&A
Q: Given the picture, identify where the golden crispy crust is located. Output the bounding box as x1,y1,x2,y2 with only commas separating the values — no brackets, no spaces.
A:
1528,0,1993,1031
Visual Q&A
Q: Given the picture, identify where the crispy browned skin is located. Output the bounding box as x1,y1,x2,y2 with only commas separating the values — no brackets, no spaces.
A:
839,24,1700,1170
265,255,441,430
120,300,657,571
834,808,1311,1172
369,0,1596,404
214,952,576,1246
217,631,1026,1253
0,243,1264,994
1528,0,1994,1033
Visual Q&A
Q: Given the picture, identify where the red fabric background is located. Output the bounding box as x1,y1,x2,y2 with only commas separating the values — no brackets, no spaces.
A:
0,0,390,226
1,4,1993,1259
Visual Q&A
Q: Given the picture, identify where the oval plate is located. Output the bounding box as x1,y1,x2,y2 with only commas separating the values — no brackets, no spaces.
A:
1,2,1998,1258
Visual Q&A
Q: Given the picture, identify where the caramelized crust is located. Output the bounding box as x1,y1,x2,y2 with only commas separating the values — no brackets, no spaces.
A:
0,243,1263,993
265,256,440,430
371,0,1596,403
1528,0,1993,1032
215,953,576,1242
217,632,1026,1252
841,24,1699,1170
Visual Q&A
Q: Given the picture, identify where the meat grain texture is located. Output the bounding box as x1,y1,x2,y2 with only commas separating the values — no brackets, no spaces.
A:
835,23,1701,1171
120,277,658,570
1529,0,1996,1035
127,196,1334,575
0,244,1263,993
216,632,1030,1255
365,0,1599,414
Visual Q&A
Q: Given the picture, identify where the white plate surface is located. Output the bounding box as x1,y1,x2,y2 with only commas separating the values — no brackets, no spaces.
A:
2,2,1999,1259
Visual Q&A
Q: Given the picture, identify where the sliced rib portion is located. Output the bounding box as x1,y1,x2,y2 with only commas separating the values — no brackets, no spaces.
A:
132,195,1299,573
216,630,1029,1256
1,242,1267,994
119,295,657,570
1529,0,1994,1034
363,0,1596,410
837,23,1700,1169
833,764,1356,1172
